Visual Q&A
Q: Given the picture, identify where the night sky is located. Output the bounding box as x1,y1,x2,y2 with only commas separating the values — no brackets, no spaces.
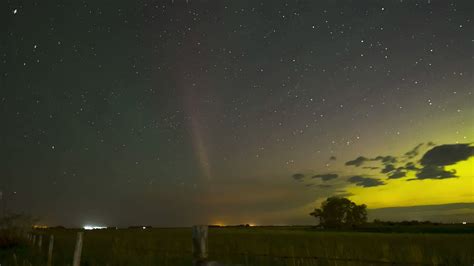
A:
1,0,473,227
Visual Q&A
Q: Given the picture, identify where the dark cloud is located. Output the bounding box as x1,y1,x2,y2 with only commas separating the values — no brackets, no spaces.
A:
329,156,337,161
404,143,424,159
369,203,474,223
374,155,397,164
404,162,419,171
345,156,369,167
312,173,338,181
292,173,305,181
318,184,332,188
348,176,385,187
363,166,379,170
388,169,406,179
339,143,471,183
420,144,474,166
381,164,396,174
415,166,457,180
407,143,473,180
346,155,398,167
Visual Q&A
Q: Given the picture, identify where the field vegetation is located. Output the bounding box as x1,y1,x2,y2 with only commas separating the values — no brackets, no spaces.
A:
1,225,473,265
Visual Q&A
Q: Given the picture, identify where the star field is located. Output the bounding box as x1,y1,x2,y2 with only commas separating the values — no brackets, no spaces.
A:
1,0,472,226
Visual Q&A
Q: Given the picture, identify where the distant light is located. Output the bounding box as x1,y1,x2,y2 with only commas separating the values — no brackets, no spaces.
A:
142,226,146,229
13,9,17,14
33,225,48,229
83,225,106,230
462,221,467,225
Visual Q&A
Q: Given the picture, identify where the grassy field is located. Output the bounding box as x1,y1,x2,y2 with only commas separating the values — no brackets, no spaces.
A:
1,226,473,265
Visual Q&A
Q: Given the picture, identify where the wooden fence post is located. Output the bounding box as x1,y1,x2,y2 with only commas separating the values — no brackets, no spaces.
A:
38,235,43,251
32,234,36,246
13,253,18,266
192,225,208,266
72,232,83,266
47,235,54,266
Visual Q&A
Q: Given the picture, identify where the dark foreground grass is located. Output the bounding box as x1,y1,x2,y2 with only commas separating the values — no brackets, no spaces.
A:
1,227,473,265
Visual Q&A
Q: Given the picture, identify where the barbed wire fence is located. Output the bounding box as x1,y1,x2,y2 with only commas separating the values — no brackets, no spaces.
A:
19,226,433,266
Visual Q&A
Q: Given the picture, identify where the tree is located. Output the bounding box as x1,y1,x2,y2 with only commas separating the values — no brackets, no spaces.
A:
310,197,367,229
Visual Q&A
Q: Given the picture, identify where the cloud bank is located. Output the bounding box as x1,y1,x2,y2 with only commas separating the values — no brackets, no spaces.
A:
292,142,473,193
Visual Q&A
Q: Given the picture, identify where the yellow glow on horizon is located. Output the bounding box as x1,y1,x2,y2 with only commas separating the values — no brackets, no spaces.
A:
211,221,226,227
348,158,474,209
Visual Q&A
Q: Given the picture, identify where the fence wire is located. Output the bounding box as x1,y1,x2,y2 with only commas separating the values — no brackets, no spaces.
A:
208,251,430,265
21,232,449,266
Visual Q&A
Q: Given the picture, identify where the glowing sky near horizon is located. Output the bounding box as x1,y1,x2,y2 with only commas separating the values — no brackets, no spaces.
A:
1,0,473,226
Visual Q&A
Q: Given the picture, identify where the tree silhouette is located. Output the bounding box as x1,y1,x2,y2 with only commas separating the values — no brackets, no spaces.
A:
310,197,367,229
